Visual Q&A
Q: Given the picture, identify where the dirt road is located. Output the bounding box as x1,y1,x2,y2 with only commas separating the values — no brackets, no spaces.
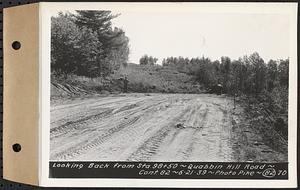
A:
50,93,286,162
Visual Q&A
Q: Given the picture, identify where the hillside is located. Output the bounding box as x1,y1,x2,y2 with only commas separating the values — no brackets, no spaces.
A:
51,63,204,99
115,63,203,93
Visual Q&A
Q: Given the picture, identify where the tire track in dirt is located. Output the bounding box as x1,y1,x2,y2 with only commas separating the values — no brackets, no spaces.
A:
51,115,141,160
181,105,210,160
50,97,162,140
50,96,153,129
187,99,235,161
51,96,131,112
51,95,175,160
150,103,209,161
50,94,239,161
127,104,194,161
72,98,183,160
50,108,114,139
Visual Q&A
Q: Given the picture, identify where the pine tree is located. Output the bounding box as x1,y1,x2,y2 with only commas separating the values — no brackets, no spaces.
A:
75,11,129,77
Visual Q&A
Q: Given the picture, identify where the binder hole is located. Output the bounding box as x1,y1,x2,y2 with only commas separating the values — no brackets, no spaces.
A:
12,143,21,152
12,41,21,50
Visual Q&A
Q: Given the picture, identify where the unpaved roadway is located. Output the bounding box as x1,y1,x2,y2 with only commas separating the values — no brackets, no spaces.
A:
50,93,285,162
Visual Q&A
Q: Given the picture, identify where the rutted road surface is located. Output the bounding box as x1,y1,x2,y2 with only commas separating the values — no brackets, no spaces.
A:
50,93,239,161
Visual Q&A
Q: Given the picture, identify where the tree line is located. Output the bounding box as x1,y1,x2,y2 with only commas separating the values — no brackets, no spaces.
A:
51,11,129,78
140,53,288,95
140,53,289,117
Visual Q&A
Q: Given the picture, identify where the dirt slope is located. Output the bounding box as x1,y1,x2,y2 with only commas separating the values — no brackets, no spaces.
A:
50,93,287,162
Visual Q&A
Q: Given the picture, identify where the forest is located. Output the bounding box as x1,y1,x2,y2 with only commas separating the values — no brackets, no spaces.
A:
51,11,289,140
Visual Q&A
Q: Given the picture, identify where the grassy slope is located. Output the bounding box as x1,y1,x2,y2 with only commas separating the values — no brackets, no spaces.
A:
114,63,204,93
51,63,204,99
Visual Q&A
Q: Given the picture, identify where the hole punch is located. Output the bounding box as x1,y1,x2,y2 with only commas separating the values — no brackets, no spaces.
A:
12,41,21,50
12,143,21,152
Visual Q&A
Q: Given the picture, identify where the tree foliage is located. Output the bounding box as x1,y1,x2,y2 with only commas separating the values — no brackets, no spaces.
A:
139,55,158,65
51,11,129,78
160,52,288,96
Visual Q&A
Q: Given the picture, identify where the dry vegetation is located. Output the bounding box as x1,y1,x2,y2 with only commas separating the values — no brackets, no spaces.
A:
51,63,204,100
231,96,288,162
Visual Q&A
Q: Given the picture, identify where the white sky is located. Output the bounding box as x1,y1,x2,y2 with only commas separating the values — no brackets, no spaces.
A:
111,12,290,64
52,3,293,64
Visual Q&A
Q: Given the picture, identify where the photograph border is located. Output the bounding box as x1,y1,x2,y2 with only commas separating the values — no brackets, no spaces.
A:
40,2,298,187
